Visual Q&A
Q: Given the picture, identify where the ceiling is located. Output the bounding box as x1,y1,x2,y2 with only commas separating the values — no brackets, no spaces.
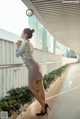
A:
22,0,80,54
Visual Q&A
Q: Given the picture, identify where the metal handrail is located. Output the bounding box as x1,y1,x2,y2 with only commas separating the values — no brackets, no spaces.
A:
0,61,62,69
0,63,24,69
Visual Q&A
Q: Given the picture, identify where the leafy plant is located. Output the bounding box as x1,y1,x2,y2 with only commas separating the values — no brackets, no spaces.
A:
7,86,34,105
0,64,69,117
0,96,20,116
43,64,69,89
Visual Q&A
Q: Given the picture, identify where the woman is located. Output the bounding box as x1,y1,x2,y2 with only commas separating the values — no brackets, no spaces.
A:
16,28,50,116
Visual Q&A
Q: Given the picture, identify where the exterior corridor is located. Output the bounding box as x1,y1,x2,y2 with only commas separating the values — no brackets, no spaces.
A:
17,63,80,119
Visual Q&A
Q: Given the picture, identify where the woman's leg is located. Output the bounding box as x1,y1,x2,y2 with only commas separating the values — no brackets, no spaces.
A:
28,81,45,108
36,80,45,102
36,80,45,113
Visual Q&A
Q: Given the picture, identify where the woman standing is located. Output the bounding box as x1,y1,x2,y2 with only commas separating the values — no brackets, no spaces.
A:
16,28,50,116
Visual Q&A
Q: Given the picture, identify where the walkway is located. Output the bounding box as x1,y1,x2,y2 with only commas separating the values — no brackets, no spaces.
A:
17,63,80,119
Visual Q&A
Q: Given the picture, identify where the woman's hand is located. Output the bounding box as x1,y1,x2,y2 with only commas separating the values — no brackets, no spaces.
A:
16,40,22,48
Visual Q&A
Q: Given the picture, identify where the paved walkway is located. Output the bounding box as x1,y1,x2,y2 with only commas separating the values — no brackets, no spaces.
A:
17,63,80,119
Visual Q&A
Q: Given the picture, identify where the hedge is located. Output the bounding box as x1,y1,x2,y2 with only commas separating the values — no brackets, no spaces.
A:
0,64,69,116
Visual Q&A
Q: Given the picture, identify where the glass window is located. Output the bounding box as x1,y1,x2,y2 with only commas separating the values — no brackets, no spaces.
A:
28,15,54,53
28,16,38,48
37,21,43,50
47,31,54,53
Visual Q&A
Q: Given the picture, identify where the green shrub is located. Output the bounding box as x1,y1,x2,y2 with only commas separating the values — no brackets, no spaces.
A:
0,96,20,116
0,87,34,116
0,64,69,117
43,64,69,89
7,86,34,105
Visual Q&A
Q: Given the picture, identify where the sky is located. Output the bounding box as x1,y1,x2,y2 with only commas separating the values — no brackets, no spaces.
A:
0,0,28,36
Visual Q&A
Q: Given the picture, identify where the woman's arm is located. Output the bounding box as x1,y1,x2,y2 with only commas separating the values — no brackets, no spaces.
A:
16,42,29,57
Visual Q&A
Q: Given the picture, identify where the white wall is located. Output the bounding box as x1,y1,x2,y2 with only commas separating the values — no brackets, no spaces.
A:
0,39,62,98
62,56,78,65
0,39,78,98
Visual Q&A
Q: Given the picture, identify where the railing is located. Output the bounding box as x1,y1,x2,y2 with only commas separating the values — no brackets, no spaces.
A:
0,64,24,69
0,60,62,99
0,57,77,99
0,38,63,99
0,64,28,99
